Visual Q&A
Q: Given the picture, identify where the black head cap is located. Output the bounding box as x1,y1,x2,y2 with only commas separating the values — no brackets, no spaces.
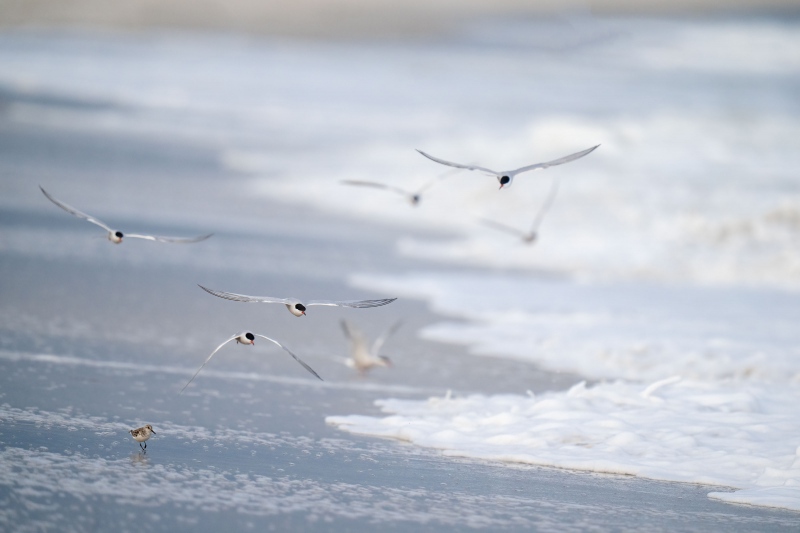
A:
295,303,306,312
115,231,124,238
499,176,510,185
245,332,255,341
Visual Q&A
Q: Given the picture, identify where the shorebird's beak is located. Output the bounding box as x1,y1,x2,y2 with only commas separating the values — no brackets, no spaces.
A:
302,311,306,316
151,430,156,434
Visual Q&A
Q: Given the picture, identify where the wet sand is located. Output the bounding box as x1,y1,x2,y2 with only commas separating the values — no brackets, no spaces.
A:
1,86,800,530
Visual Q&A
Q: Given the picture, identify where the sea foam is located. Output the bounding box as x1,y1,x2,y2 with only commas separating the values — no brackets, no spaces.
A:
329,379,800,511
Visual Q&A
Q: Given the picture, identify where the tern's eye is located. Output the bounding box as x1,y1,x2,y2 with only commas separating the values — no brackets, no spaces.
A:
115,231,124,238
295,303,306,312
245,332,255,341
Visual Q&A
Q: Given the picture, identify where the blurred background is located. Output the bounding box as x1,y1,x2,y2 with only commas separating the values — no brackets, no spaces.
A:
2,0,799,287
3,0,798,37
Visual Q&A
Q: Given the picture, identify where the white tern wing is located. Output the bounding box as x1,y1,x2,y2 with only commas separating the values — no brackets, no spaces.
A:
479,218,529,238
341,180,410,197
254,334,323,381
180,334,239,393
416,150,498,175
39,186,114,232
198,285,290,304
340,320,370,365
509,144,599,176
126,233,213,243
307,298,397,309
371,320,403,357
529,177,560,233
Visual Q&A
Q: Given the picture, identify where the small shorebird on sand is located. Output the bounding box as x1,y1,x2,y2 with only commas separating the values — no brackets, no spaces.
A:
130,424,156,452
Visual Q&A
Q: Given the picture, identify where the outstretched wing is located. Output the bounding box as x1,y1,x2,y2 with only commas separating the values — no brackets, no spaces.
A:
509,144,599,176
479,217,528,239
198,285,289,304
340,319,370,362
254,334,323,381
340,180,414,201
371,320,403,357
340,319,361,342
416,150,498,175
180,334,239,393
126,233,213,243
529,177,560,233
342,180,407,194
39,186,114,232
307,298,397,309
412,166,471,197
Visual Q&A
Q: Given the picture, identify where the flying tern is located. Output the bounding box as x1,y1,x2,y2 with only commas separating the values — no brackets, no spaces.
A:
340,167,465,206
480,177,561,243
180,331,322,393
416,144,599,189
39,186,213,244
341,319,402,374
198,285,397,317
340,180,431,206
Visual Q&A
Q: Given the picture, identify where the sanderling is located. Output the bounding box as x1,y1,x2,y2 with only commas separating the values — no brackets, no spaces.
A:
198,285,396,317
39,186,213,244
416,144,599,189
130,424,156,451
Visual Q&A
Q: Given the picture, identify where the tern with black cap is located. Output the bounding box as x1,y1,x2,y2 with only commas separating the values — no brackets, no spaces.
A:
198,285,396,317
39,186,213,244
416,144,599,189
180,331,322,393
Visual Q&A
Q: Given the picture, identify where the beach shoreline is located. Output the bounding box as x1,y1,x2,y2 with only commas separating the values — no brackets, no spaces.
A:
1,20,799,530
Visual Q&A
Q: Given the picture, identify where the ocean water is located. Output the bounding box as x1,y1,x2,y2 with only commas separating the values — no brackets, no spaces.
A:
1,13,800,529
